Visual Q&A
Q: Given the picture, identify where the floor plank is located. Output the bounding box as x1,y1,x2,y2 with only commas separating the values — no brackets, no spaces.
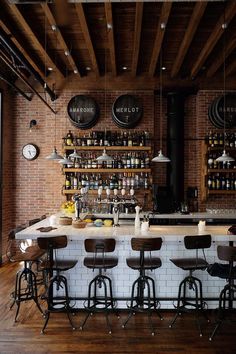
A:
0,262,235,354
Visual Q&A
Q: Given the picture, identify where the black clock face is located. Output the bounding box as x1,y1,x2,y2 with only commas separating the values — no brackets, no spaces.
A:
112,94,143,128
67,95,99,129
22,143,40,161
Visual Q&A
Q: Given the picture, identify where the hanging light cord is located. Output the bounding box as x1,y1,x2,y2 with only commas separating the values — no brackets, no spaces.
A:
159,49,163,151
223,12,226,151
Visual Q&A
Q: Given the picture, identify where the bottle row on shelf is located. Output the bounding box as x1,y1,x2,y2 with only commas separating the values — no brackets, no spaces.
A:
64,172,151,191
207,173,236,191
63,130,150,147
206,131,236,148
64,152,151,169
207,152,235,170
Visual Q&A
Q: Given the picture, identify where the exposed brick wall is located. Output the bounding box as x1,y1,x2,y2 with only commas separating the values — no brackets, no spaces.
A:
1,88,235,260
1,83,15,261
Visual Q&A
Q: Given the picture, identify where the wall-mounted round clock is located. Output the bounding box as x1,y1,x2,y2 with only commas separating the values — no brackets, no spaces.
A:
112,94,143,128
67,95,99,129
22,143,40,161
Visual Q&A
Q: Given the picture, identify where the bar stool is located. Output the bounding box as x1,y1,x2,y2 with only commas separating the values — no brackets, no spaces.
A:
169,234,212,336
80,238,118,334
7,225,45,322
209,245,236,341
37,235,78,334
122,237,163,336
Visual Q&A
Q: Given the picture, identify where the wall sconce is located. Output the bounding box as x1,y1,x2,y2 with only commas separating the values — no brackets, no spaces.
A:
29,119,37,132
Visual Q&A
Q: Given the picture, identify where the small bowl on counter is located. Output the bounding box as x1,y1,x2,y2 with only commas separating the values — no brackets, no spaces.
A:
94,219,103,227
59,216,73,225
72,220,87,228
103,219,113,227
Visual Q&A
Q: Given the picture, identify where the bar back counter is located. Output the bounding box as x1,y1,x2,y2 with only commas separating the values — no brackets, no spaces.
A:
16,217,235,309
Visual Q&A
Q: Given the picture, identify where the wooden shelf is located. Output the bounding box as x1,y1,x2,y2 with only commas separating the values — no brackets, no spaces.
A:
63,168,151,173
207,146,236,151
63,145,151,151
208,169,236,173
208,190,236,195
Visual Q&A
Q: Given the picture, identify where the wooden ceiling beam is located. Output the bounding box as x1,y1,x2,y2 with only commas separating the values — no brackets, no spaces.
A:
105,2,116,76
191,1,236,79
8,3,64,78
41,3,80,76
225,58,236,77
148,2,172,77
131,2,143,77
75,3,99,76
207,36,236,77
171,2,207,78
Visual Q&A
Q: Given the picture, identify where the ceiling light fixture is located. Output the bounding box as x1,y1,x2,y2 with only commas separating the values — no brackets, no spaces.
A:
69,149,81,159
216,18,235,163
152,26,170,163
96,35,113,163
96,148,114,162
45,18,63,161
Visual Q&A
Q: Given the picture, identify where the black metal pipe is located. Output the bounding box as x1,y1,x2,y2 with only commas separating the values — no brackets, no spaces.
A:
0,26,57,101
166,92,185,206
0,49,56,114
0,74,32,101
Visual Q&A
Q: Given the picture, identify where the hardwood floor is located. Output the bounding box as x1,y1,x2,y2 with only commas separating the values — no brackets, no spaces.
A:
0,261,235,354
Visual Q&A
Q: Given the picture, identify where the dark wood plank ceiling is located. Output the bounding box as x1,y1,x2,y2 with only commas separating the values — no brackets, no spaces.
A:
0,0,236,100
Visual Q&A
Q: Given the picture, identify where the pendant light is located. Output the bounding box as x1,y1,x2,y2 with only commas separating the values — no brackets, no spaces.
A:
69,149,81,159
97,148,114,162
216,18,235,163
152,24,170,163
45,23,63,161
58,156,73,165
96,27,113,162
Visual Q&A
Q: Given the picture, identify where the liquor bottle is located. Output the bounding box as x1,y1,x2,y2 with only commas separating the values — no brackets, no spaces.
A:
65,130,73,146
208,130,213,147
128,132,133,146
216,173,221,190
226,174,231,190
122,131,128,146
87,132,92,146
144,173,149,189
221,175,226,190
65,175,71,189
73,174,78,190
207,174,212,190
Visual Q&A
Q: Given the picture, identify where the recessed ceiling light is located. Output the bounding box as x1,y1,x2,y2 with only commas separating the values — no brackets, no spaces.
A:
65,50,70,56
48,67,53,71
107,23,112,30
122,66,128,70
86,66,91,71
222,23,227,29
51,24,57,31
162,66,166,71
74,69,78,74
160,22,166,30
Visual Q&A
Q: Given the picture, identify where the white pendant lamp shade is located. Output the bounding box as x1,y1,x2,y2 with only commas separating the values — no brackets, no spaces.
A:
58,156,73,165
46,147,63,160
152,149,170,163
69,149,81,159
215,149,235,163
96,149,114,162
